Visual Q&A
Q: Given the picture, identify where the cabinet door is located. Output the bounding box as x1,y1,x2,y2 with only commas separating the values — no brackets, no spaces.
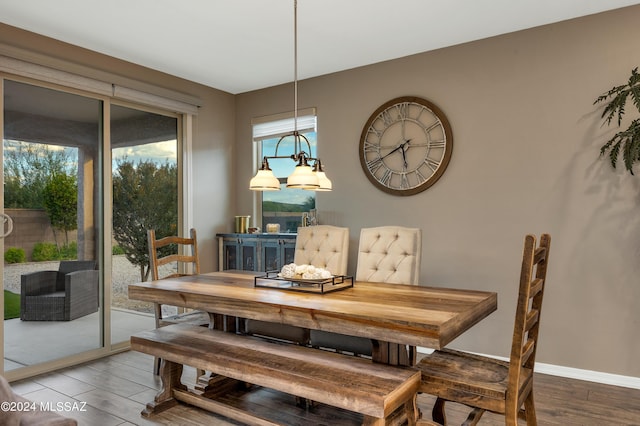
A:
281,239,296,265
222,239,239,270
239,240,258,271
261,240,281,272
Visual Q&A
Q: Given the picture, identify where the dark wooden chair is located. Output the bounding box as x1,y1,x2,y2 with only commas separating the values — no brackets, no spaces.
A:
415,233,551,425
147,228,208,375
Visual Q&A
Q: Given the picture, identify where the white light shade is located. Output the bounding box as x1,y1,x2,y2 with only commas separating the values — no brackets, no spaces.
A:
313,170,332,191
286,165,320,189
249,169,280,191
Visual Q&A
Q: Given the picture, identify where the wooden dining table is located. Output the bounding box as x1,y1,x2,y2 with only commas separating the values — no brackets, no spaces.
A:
128,270,498,366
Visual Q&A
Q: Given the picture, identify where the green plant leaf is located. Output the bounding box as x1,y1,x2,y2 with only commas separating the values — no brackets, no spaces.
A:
595,68,640,174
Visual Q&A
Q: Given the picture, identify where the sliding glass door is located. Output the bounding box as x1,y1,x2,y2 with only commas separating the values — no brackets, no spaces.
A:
2,79,103,371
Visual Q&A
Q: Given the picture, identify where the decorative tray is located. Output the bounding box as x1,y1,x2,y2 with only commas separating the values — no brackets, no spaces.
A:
254,272,353,294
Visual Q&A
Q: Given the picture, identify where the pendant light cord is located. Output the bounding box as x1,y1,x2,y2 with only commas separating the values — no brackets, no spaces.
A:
293,0,300,155
294,0,298,130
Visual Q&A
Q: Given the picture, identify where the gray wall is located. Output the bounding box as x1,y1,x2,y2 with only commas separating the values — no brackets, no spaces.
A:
235,5,640,377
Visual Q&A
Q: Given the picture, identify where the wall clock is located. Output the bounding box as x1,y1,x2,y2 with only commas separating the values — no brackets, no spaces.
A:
359,96,453,196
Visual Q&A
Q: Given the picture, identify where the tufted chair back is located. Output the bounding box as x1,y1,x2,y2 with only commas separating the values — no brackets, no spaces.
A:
355,226,422,285
294,225,349,275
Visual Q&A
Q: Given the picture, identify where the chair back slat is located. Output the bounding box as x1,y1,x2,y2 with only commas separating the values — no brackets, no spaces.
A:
521,338,535,365
154,235,197,249
147,228,200,281
156,254,199,268
524,309,539,332
529,278,543,298
533,247,547,264
507,233,551,404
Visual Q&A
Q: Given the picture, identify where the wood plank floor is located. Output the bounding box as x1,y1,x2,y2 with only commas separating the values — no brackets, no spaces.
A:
8,350,640,425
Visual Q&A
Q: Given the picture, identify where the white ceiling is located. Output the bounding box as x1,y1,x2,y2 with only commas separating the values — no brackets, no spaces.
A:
0,0,638,94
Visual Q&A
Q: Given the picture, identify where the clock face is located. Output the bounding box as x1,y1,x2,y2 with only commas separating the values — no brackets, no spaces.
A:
359,96,453,195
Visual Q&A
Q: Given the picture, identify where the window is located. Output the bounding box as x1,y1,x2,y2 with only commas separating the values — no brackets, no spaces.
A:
253,111,317,232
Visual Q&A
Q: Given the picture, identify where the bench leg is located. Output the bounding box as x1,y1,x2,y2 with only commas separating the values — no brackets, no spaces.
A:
432,397,447,425
142,360,187,417
405,393,419,425
368,393,418,426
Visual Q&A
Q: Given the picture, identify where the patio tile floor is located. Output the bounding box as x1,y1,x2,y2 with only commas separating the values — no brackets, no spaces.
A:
4,308,154,370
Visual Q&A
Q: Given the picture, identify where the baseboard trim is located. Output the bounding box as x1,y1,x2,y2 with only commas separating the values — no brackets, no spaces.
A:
417,347,640,390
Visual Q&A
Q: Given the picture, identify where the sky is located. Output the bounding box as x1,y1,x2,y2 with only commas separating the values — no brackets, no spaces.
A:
112,140,177,169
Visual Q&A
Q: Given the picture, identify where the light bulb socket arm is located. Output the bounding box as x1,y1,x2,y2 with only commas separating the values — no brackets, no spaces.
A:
312,159,325,172
259,157,273,170
292,151,315,166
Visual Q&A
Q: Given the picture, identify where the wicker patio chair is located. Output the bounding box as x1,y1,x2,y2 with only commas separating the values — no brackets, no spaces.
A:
20,260,99,321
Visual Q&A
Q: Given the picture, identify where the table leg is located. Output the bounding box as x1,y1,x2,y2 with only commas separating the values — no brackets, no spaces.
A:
208,312,238,332
372,341,414,366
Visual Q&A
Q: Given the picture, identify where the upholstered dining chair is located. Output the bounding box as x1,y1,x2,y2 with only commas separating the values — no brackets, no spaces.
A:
310,225,422,359
245,225,349,344
416,233,551,426
148,228,208,374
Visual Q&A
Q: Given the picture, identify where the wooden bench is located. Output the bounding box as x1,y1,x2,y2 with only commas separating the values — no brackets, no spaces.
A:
131,323,420,425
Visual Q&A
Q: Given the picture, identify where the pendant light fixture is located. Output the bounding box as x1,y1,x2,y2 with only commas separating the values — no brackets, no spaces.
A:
249,0,332,192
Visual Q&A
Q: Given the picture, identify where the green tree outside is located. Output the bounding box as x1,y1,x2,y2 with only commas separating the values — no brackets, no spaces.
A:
42,172,78,246
3,141,75,209
112,158,178,281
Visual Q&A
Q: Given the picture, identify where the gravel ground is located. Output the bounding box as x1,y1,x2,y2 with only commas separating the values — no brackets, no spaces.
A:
3,256,169,314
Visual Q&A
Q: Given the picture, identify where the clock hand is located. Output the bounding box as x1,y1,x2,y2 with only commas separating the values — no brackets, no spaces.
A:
401,145,408,169
380,145,403,160
380,139,412,160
